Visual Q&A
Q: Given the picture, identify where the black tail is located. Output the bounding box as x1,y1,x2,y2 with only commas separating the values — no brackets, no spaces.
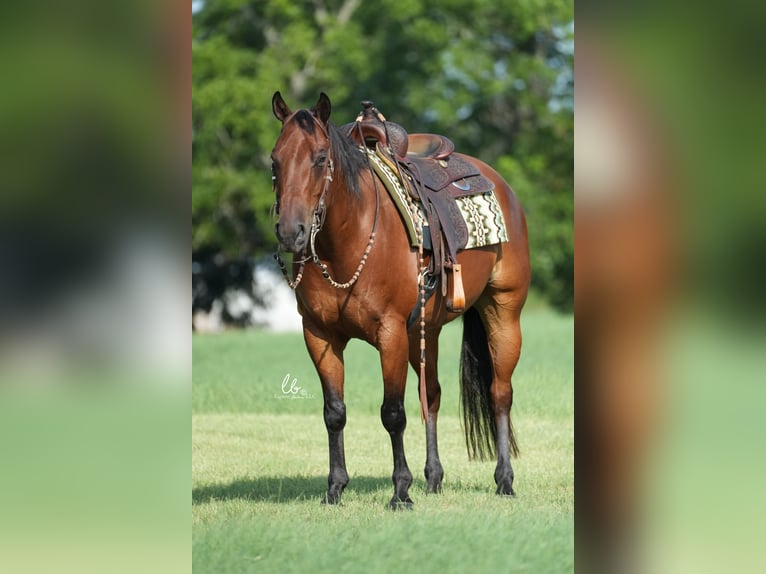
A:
460,307,519,461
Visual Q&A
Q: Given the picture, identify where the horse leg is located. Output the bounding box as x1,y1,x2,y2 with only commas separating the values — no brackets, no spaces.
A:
409,328,444,493
478,299,523,497
378,324,414,509
303,320,349,504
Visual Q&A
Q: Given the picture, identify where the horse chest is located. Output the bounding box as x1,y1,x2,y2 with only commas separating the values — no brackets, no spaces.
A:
297,283,383,338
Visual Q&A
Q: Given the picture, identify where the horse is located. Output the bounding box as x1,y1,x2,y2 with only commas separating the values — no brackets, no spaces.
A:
270,91,530,508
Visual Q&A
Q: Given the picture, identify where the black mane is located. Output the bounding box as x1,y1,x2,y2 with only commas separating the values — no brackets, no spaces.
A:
290,110,367,197
327,121,367,197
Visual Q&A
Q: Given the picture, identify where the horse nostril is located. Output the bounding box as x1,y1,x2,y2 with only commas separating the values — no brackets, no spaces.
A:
296,224,306,241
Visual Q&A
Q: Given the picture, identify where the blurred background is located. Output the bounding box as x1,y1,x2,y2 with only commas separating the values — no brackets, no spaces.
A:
191,0,574,330
576,3,766,573
0,1,188,573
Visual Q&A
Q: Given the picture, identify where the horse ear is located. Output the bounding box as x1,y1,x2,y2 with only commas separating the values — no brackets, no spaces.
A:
314,92,331,125
272,91,291,123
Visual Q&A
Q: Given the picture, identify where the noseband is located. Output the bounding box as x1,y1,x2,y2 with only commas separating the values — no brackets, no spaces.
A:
274,116,380,290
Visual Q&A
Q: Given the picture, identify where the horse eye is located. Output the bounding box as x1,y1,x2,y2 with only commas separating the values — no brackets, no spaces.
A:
314,155,327,167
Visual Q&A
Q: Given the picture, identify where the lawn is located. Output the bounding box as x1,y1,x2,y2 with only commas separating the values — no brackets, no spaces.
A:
192,307,573,573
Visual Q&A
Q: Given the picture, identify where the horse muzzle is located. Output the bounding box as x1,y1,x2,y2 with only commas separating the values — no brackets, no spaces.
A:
275,220,309,253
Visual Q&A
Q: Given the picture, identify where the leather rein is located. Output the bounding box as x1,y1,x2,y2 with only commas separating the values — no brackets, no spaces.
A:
274,116,381,290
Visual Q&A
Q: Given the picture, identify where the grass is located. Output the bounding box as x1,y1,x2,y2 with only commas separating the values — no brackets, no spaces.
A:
193,308,573,573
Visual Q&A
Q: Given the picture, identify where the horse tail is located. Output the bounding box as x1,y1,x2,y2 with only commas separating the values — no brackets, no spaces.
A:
459,307,519,460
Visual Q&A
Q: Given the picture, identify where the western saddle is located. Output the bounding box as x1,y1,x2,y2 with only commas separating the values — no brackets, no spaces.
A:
342,101,496,314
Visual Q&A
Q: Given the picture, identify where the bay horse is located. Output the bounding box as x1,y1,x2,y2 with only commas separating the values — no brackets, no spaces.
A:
270,91,530,508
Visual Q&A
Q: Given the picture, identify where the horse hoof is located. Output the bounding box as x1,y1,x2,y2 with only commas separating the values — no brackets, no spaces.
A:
495,485,516,497
425,482,443,494
389,497,414,510
322,493,344,506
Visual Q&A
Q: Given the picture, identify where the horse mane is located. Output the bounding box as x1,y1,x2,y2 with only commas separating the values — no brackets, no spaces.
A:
290,109,367,198
327,121,367,198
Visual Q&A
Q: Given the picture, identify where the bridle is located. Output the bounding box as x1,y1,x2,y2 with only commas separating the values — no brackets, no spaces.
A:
273,115,380,290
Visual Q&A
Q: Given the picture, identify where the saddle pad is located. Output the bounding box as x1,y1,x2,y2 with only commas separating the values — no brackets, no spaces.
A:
363,147,424,247
363,148,509,250
455,193,509,248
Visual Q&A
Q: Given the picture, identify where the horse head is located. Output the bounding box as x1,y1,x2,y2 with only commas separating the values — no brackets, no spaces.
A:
271,91,333,253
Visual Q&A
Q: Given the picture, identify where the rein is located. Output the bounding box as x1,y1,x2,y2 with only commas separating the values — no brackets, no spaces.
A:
274,119,380,291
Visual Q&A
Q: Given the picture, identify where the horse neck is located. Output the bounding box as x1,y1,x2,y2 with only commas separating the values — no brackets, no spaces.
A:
315,171,375,260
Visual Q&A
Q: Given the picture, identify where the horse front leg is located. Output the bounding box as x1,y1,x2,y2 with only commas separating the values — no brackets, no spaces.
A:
303,321,349,504
378,324,414,509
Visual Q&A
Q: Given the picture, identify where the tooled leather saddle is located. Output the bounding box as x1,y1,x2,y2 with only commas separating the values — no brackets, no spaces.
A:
341,101,495,313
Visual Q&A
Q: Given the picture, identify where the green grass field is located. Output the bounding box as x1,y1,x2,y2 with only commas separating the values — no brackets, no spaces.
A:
193,308,573,573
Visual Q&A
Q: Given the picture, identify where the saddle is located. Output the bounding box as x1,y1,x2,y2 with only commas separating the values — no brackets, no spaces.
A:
342,101,496,313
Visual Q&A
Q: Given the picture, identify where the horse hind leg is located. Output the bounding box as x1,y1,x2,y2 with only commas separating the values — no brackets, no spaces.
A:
408,328,444,493
485,300,524,496
461,302,522,496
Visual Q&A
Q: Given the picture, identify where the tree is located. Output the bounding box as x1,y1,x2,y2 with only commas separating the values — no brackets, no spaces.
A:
192,0,573,310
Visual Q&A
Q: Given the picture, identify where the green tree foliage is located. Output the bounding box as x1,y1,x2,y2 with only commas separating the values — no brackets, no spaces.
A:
193,0,573,310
